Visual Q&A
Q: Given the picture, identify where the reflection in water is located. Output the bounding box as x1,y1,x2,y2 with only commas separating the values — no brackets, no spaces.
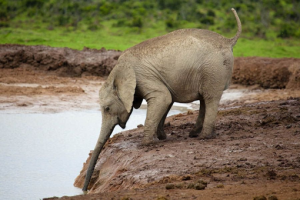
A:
0,109,180,200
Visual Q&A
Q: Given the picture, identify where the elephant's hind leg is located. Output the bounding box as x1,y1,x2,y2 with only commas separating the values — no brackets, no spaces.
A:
189,98,205,138
199,95,222,139
157,102,174,140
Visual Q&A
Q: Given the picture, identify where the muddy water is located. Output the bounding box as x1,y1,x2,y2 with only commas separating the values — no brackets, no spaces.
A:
0,109,180,200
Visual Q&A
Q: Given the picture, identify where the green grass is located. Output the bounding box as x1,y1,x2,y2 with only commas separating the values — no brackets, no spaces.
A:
0,24,299,58
234,38,300,58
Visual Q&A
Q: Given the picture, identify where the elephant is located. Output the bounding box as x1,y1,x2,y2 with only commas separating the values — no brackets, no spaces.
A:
82,8,241,191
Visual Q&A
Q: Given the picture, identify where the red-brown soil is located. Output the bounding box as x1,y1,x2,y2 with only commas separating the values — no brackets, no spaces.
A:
232,57,300,89
0,44,121,77
0,45,299,200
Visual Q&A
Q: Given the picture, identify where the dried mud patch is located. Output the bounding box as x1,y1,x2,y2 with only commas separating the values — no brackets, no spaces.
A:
53,98,300,200
0,85,85,96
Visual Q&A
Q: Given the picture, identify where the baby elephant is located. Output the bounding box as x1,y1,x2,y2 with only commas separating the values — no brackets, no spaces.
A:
83,8,242,191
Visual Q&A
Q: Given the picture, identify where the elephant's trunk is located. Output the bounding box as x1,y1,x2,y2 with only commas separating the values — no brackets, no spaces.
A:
82,121,115,192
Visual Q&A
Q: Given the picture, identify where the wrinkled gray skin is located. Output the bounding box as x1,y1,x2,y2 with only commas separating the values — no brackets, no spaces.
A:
82,8,242,191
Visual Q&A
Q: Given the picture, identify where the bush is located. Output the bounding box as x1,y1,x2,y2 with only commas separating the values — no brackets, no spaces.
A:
131,17,143,28
27,7,37,17
88,23,99,31
23,0,44,8
254,24,267,38
113,19,128,27
0,10,8,20
99,2,113,16
57,15,70,26
165,18,179,29
200,16,214,25
1,0,300,39
0,21,9,27
207,9,216,17
158,0,182,10
277,22,297,38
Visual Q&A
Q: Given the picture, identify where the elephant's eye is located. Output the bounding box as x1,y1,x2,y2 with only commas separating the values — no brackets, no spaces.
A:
104,106,110,112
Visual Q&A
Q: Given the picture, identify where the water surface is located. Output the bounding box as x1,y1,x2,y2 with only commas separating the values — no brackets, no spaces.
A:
0,109,180,200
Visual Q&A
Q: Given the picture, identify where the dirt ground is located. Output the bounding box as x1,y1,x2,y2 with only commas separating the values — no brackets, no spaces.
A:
67,98,300,200
0,45,300,200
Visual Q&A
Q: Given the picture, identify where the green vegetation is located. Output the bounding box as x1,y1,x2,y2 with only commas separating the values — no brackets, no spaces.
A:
0,0,300,58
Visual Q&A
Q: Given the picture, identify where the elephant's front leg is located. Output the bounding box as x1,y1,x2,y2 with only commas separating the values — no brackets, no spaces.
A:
143,91,172,145
157,102,174,140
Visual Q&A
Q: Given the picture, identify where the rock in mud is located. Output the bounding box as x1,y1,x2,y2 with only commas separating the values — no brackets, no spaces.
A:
165,184,175,190
194,183,206,190
268,196,278,200
253,196,267,200
266,170,277,180
157,197,168,200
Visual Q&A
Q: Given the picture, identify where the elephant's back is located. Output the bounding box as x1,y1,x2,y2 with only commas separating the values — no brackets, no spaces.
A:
123,29,230,58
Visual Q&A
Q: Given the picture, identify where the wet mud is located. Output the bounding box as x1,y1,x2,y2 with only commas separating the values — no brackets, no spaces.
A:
50,98,300,200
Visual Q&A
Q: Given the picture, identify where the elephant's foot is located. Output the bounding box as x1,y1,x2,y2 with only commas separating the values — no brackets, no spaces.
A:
157,129,167,140
142,137,158,146
142,131,158,145
198,131,216,140
189,127,202,138
189,130,199,138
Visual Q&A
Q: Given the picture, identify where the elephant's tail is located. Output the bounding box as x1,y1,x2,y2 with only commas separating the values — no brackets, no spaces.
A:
229,8,242,47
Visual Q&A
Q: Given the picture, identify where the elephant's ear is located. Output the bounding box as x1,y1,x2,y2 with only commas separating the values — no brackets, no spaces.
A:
113,64,136,113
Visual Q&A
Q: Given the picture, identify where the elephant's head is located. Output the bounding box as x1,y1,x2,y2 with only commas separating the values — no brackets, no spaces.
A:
82,64,136,191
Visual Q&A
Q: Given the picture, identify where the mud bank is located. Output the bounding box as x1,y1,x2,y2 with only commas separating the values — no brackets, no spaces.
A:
232,57,300,89
45,98,300,200
0,44,121,77
1,45,300,89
